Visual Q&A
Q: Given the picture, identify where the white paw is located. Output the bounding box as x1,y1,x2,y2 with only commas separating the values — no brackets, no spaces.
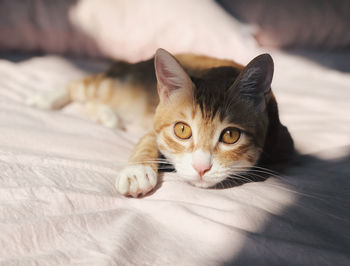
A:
116,165,157,197
97,106,123,129
26,87,69,110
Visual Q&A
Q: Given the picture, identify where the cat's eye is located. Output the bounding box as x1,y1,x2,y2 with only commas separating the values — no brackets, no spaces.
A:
174,122,192,139
220,127,241,144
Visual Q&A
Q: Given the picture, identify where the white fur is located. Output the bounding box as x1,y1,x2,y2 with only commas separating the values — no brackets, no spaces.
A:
116,165,157,197
192,149,212,170
96,105,122,129
28,88,123,129
173,153,225,188
26,87,69,109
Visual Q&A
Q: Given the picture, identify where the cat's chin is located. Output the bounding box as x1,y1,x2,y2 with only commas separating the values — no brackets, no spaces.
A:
188,180,218,188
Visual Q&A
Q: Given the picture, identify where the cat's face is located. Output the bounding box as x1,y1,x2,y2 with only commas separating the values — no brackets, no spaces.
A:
154,98,263,187
153,49,273,188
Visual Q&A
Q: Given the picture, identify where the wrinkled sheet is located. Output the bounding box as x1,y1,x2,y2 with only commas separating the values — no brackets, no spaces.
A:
0,51,350,266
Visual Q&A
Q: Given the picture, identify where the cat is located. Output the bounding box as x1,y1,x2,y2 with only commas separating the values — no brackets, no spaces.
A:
27,48,294,197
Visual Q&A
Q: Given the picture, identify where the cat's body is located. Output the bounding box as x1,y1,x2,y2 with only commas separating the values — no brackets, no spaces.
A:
28,49,294,197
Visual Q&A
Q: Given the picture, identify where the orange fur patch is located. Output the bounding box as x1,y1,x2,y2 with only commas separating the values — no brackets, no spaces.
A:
175,54,243,76
163,133,186,153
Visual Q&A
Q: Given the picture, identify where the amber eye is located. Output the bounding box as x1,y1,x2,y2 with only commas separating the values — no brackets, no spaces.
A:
220,127,241,144
174,122,192,139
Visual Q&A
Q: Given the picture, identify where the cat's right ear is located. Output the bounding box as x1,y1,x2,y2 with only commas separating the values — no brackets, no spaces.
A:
154,48,193,102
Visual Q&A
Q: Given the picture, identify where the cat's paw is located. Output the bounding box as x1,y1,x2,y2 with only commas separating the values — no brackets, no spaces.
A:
116,165,157,197
26,87,69,110
97,105,123,129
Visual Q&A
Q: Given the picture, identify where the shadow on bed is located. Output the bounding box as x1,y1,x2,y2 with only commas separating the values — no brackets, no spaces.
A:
223,149,350,266
287,50,350,73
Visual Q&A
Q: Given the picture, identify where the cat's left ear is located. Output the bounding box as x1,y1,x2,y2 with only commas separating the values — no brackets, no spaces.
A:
233,54,274,111
154,48,193,102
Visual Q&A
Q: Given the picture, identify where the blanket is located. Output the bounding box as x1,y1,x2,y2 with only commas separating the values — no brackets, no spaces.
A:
0,51,349,265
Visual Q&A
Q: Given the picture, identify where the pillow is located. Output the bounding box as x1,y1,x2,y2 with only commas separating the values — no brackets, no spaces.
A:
0,0,258,64
217,0,350,49
0,0,101,57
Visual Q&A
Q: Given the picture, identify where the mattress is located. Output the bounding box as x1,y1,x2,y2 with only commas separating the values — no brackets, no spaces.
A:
0,51,349,265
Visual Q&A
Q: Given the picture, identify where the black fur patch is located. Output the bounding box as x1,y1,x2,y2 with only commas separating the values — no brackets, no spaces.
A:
191,66,268,148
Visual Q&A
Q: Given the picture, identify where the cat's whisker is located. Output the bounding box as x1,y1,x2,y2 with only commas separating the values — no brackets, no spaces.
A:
128,159,171,163
249,165,279,173
247,169,288,181
126,160,172,166
249,167,284,178
224,171,332,205
240,171,320,199
229,174,254,183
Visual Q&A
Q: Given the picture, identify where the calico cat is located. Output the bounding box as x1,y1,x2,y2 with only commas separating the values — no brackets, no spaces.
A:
27,49,294,197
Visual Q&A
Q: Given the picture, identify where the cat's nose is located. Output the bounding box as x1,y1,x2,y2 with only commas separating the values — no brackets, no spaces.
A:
192,162,212,179
192,150,212,179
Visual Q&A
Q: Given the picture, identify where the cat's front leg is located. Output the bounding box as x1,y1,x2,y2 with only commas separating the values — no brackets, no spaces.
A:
116,132,159,197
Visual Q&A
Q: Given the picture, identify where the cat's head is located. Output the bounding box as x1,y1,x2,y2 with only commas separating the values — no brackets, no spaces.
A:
153,49,275,188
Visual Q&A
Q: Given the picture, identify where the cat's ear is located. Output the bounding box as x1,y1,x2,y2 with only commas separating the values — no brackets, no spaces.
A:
154,48,192,102
233,54,274,111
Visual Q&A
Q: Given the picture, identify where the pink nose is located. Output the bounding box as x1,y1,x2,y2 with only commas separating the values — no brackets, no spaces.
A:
192,162,212,179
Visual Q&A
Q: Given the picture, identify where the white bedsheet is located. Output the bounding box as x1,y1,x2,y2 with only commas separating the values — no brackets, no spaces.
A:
0,52,349,266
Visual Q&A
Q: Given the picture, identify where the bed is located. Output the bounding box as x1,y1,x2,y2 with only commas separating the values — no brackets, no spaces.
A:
1,1,350,265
